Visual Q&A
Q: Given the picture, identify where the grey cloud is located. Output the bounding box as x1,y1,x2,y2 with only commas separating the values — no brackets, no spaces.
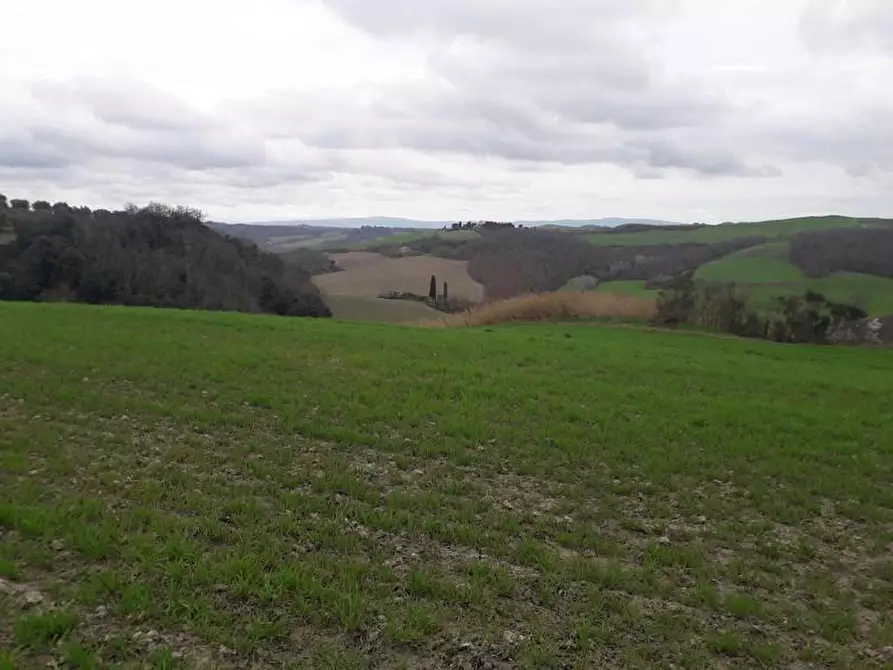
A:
31,78,210,132
0,133,77,169
299,0,753,177
1,79,267,172
766,106,893,173
249,74,757,177
633,140,780,177
801,0,893,52
324,0,678,47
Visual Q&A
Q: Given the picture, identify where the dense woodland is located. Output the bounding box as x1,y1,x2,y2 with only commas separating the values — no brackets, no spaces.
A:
789,227,893,279
0,196,331,317
464,230,765,299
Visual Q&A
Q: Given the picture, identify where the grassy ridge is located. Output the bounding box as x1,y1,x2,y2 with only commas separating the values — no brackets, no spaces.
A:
697,242,805,284
1,303,893,668
593,280,655,297
349,229,481,250
323,295,440,323
698,242,893,315
585,216,891,246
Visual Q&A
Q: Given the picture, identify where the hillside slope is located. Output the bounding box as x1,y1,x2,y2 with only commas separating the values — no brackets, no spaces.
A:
1,204,331,317
313,251,484,302
2,302,893,668
585,215,893,246
697,240,893,315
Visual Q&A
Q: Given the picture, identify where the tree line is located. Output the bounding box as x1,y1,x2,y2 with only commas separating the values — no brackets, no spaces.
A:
0,196,331,318
789,227,893,279
463,229,765,300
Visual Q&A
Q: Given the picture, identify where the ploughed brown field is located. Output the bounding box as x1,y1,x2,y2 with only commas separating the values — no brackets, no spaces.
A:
313,252,485,302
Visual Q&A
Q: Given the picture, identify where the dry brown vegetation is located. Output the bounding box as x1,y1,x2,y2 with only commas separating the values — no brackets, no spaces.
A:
427,291,657,327
313,251,484,302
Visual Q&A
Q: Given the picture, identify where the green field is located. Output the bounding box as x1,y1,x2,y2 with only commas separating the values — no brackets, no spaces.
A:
585,216,892,246
268,231,351,251
559,278,655,297
349,229,481,250
696,242,804,284
2,303,893,668
593,280,655,297
697,242,893,315
324,295,439,323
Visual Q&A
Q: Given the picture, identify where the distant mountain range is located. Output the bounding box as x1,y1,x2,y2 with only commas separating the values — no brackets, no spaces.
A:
208,217,686,254
227,217,682,230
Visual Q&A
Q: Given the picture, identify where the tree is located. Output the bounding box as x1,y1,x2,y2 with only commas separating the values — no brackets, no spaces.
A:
0,194,8,209
443,281,449,305
32,200,52,212
0,198,330,317
52,202,71,215
429,274,437,300
10,199,29,210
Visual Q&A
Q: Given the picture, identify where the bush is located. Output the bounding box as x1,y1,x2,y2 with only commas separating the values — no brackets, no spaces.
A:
428,291,656,327
656,275,868,344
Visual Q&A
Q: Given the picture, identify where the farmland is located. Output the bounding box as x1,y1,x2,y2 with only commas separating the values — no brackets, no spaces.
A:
2,301,893,668
593,280,655,298
323,295,440,324
697,242,893,316
313,252,484,302
585,216,892,246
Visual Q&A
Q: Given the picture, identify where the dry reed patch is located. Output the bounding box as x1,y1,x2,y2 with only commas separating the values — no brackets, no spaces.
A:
426,291,656,327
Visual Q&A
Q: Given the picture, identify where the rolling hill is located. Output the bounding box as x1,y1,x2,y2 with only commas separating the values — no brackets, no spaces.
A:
211,218,683,253
695,240,893,316
2,301,892,668
584,215,893,246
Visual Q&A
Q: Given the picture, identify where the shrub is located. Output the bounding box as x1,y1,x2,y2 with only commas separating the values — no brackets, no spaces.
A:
656,275,868,343
427,291,656,327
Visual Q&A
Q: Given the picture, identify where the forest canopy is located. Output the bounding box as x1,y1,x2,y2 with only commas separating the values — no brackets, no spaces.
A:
0,197,331,318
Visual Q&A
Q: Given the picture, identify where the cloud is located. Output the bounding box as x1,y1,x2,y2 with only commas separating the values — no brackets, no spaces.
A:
0,79,268,172
296,0,768,177
0,0,892,222
323,0,679,47
801,0,893,53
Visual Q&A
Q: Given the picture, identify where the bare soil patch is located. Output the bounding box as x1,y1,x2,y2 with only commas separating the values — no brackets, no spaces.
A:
314,252,484,302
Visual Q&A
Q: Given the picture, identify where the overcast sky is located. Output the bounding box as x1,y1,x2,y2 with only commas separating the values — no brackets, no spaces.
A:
2,0,892,223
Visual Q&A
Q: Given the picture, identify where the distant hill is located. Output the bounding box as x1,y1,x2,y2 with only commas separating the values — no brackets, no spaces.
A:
207,222,430,252
210,217,683,253
212,214,893,317
223,216,679,230
522,218,681,228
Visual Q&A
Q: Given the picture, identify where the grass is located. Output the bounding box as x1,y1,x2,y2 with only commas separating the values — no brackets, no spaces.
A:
697,242,893,315
593,280,656,298
322,295,440,323
585,215,893,246
747,273,893,316
697,241,806,284
268,231,350,251
427,291,656,326
1,301,893,668
559,277,657,298
350,229,481,250
13,611,80,648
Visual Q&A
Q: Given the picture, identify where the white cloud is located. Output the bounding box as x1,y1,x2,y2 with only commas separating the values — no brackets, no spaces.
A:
0,0,892,222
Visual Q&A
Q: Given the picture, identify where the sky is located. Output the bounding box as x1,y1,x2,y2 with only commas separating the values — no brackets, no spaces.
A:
1,0,892,224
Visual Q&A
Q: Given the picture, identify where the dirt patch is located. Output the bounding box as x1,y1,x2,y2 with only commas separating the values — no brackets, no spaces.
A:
314,252,484,302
